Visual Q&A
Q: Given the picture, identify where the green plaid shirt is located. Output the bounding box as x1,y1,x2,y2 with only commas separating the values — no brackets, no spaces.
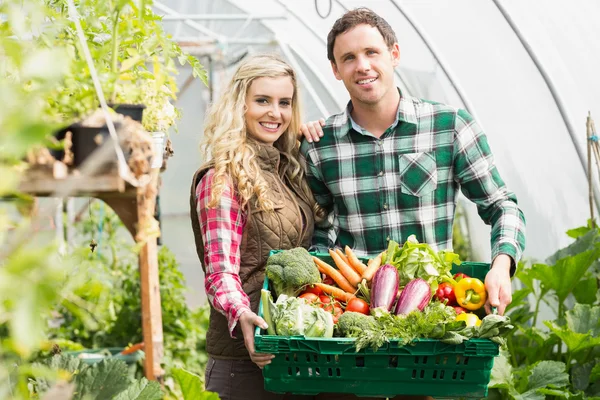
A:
300,92,526,263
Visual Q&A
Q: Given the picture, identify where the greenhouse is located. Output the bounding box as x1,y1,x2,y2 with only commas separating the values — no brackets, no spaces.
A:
1,0,599,399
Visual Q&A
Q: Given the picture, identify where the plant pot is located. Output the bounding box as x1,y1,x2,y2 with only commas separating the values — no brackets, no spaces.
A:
107,103,146,122
150,132,166,169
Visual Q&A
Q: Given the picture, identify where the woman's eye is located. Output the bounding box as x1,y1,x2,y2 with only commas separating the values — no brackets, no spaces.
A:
256,98,268,104
280,101,291,107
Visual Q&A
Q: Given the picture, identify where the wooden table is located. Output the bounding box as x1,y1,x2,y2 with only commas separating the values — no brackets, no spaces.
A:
19,165,165,381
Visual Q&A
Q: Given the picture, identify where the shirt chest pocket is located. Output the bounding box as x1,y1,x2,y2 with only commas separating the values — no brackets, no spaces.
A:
398,152,438,197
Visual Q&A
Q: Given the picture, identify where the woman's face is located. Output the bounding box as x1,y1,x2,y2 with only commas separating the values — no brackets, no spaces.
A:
245,76,294,145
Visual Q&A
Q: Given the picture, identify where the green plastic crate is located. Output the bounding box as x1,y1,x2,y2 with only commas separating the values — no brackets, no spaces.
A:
255,252,499,398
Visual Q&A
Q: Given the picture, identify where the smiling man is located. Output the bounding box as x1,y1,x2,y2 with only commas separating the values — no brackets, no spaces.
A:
300,11,526,399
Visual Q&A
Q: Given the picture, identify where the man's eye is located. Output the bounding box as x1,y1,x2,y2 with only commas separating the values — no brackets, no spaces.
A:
344,55,354,62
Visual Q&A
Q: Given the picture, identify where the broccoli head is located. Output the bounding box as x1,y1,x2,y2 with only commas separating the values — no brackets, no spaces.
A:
336,311,377,338
265,247,321,297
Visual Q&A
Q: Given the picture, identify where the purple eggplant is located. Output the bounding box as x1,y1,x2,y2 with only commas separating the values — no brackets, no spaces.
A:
370,264,399,312
394,278,431,315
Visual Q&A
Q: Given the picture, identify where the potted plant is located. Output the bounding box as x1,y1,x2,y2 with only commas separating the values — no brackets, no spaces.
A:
41,0,206,167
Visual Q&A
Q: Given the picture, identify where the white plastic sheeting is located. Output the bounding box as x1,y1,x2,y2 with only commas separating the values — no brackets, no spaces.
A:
155,1,600,303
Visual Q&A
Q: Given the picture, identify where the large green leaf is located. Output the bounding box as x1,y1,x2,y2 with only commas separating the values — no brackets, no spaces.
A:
573,277,599,305
545,321,600,353
571,361,596,392
547,228,600,264
74,359,131,400
591,362,600,383
489,352,513,388
565,304,600,336
532,250,599,303
112,378,162,400
526,361,569,391
171,368,219,400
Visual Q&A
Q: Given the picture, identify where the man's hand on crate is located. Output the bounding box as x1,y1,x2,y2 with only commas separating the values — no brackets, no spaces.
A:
485,254,513,316
239,310,275,368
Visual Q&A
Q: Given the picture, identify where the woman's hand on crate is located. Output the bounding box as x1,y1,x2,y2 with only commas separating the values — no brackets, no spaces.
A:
239,310,275,368
485,254,513,315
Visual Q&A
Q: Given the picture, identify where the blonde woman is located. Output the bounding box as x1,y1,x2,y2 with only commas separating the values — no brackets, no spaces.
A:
190,54,322,400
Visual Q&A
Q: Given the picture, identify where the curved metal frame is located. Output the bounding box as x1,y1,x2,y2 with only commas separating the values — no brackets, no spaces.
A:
388,0,479,121
492,0,593,185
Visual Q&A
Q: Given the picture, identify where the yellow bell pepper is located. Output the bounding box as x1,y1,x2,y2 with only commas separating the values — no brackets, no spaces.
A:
454,277,487,310
456,312,481,327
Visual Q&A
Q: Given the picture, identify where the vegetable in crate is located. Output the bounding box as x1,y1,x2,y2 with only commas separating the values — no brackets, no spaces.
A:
454,277,487,310
266,247,321,297
336,311,377,337
260,289,334,337
383,235,460,291
394,278,431,315
370,264,399,312
434,282,456,305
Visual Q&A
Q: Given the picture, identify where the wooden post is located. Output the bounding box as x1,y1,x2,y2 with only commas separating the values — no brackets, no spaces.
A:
137,169,164,381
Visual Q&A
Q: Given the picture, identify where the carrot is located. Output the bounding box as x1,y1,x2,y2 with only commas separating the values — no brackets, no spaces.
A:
313,283,356,303
344,246,367,275
313,257,356,293
362,252,383,282
329,249,362,287
335,248,350,265
120,342,144,355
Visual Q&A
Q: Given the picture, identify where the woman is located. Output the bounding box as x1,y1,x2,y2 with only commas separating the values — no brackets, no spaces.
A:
189,54,322,400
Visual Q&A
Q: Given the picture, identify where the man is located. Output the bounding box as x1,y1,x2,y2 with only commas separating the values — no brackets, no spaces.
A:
300,8,525,319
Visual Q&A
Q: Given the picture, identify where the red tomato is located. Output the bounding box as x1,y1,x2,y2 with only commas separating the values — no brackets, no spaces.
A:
303,285,323,296
323,276,335,286
453,273,469,282
332,305,343,324
345,298,370,315
453,306,467,315
299,293,319,304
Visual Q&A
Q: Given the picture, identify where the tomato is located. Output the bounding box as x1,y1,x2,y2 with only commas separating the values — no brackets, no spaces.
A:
345,298,369,315
299,293,319,304
453,272,469,282
332,305,343,324
453,306,467,315
323,276,335,285
303,285,323,296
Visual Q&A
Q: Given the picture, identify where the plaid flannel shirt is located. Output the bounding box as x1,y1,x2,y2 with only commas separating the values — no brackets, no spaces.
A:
196,169,250,337
300,91,526,265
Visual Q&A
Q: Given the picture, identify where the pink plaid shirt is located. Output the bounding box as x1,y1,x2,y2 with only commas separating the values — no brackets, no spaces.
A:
196,169,250,337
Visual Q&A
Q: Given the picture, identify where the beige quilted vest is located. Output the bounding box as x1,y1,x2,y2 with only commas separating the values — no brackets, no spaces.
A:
190,142,314,359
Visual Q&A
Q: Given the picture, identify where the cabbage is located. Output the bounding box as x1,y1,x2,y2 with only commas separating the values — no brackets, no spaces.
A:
261,290,334,338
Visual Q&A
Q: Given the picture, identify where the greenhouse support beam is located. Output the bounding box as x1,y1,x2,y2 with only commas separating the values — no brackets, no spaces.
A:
176,36,277,45
162,13,287,21
153,2,222,40
277,38,330,118
492,0,600,210
388,0,479,121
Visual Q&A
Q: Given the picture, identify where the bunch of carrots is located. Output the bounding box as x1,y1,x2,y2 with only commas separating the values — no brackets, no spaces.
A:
311,247,383,303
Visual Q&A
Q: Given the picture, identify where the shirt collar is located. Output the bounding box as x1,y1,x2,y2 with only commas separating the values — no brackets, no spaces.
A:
335,88,418,138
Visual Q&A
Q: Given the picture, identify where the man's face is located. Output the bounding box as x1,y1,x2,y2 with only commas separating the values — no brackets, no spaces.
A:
331,24,400,106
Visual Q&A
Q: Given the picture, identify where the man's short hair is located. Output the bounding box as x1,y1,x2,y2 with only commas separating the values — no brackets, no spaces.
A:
327,7,398,64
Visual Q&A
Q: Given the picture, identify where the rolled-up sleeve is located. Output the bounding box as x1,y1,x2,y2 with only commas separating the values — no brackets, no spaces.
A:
197,169,250,337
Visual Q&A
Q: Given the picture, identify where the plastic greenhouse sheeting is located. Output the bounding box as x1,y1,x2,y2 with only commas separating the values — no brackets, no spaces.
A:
154,0,600,305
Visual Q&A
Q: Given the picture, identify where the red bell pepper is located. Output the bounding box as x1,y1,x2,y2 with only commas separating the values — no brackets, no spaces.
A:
434,282,457,306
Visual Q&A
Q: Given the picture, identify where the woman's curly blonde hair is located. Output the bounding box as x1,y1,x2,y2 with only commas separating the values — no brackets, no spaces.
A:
201,54,323,220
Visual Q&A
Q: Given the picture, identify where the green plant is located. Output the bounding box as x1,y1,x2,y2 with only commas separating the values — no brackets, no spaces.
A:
30,354,162,399
42,0,207,132
486,221,600,399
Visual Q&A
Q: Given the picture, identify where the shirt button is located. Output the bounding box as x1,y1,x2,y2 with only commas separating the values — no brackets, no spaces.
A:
378,141,383,147
386,236,391,241
378,171,384,177
230,373,235,377
383,203,388,210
